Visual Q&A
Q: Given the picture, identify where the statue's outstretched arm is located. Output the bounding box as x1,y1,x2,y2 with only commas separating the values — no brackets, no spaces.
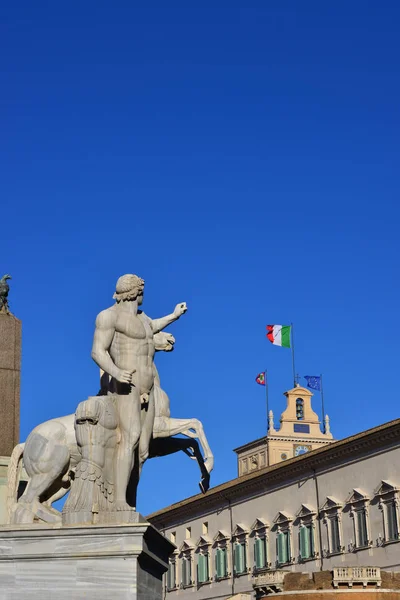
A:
150,303,187,333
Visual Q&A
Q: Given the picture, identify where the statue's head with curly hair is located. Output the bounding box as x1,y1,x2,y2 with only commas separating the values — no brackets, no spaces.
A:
113,274,145,304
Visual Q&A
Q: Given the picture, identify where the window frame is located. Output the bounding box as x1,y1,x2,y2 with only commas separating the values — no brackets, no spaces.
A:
375,481,400,545
296,504,318,562
250,518,270,573
195,535,212,586
345,489,371,551
299,523,314,561
166,552,178,592
179,540,195,589
320,497,345,557
231,524,249,577
273,511,294,567
212,530,230,581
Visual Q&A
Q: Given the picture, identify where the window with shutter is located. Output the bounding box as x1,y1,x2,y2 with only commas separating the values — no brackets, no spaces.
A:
215,548,222,579
299,525,310,559
234,544,240,574
356,510,368,547
182,558,187,586
330,517,341,553
198,553,207,583
241,542,247,572
255,537,266,569
285,531,291,562
182,556,191,586
234,542,246,575
222,547,228,576
216,547,227,579
387,502,399,541
167,561,176,590
197,554,202,583
277,532,289,565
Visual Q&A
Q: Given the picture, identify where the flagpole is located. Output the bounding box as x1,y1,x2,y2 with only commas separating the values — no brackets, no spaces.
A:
291,322,296,387
320,373,326,433
265,370,269,432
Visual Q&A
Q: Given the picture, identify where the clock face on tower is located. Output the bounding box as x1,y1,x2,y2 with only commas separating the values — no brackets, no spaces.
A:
294,445,310,456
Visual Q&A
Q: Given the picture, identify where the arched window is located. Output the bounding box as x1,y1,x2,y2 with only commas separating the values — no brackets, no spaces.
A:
296,398,304,420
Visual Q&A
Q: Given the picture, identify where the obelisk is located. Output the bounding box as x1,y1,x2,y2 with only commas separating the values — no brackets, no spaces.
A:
0,275,21,523
0,313,21,455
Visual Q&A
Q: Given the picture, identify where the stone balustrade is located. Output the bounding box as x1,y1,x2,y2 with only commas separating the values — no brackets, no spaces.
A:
254,569,287,594
333,566,382,588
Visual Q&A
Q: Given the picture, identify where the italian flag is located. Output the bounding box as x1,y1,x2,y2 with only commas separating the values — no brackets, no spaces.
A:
266,325,291,348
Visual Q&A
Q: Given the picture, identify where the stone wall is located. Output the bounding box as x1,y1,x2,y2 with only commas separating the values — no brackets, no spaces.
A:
276,570,400,597
282,570,400,591
277,594,400,599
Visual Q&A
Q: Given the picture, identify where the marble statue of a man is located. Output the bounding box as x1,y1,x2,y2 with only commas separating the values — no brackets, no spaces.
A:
91,274,187,510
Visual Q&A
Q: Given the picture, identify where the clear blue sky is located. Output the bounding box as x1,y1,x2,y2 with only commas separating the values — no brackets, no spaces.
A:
2,2,399,515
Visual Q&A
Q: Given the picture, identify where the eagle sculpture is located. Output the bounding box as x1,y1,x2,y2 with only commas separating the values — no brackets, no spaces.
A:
0,274,12,314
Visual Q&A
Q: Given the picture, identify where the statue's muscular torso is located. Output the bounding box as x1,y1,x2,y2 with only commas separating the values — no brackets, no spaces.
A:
101,307,155,394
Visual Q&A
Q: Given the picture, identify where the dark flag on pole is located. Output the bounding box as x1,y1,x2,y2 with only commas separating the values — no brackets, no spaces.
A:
256,372,266,386
304,375,321,391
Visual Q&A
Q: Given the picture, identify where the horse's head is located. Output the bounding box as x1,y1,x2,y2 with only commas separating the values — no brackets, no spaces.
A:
154,331,175,352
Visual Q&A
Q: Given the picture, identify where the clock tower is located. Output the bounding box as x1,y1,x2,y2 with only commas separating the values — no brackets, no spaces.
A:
234,385,335,477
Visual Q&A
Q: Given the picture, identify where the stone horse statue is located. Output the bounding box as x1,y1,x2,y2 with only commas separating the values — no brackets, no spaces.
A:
7,332,214,525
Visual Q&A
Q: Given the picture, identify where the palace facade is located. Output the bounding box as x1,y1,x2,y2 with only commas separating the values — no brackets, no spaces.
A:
147,386,400,599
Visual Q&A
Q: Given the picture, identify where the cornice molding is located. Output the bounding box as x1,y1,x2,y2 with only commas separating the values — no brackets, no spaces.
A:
265,437,332,444
233,436,267,454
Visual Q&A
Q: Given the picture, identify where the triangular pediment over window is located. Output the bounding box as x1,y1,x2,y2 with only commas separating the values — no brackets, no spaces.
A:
273,511,293,525
213,530,230,543
320,496,342,512
296,503,316,518
232,523,249,537
251,517,269,531
345,488,369,504
179,539,194,552
374,480,399,497
195,534,212,548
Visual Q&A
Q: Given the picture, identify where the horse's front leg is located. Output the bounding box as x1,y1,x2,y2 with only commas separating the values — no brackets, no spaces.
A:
187,439,210,493
183,419,214,474
154,416,214,474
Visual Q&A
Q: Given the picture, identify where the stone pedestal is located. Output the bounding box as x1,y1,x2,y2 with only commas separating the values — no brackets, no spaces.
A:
0,519,174,600
0,314,21,457
0,456,27,526
0,457,10,525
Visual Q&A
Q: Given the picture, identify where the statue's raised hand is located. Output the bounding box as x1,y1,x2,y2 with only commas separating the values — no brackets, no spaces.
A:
116,369,136,384
174,302,187,318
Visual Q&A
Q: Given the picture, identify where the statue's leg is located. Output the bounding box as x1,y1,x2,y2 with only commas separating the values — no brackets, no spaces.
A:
114,389,141,510
13,473,62,524
44,478,71,506
190,419,214,473
12,441,70,524
138,388,155,471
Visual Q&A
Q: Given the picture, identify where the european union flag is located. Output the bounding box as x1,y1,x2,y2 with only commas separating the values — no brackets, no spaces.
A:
304,375,321,391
